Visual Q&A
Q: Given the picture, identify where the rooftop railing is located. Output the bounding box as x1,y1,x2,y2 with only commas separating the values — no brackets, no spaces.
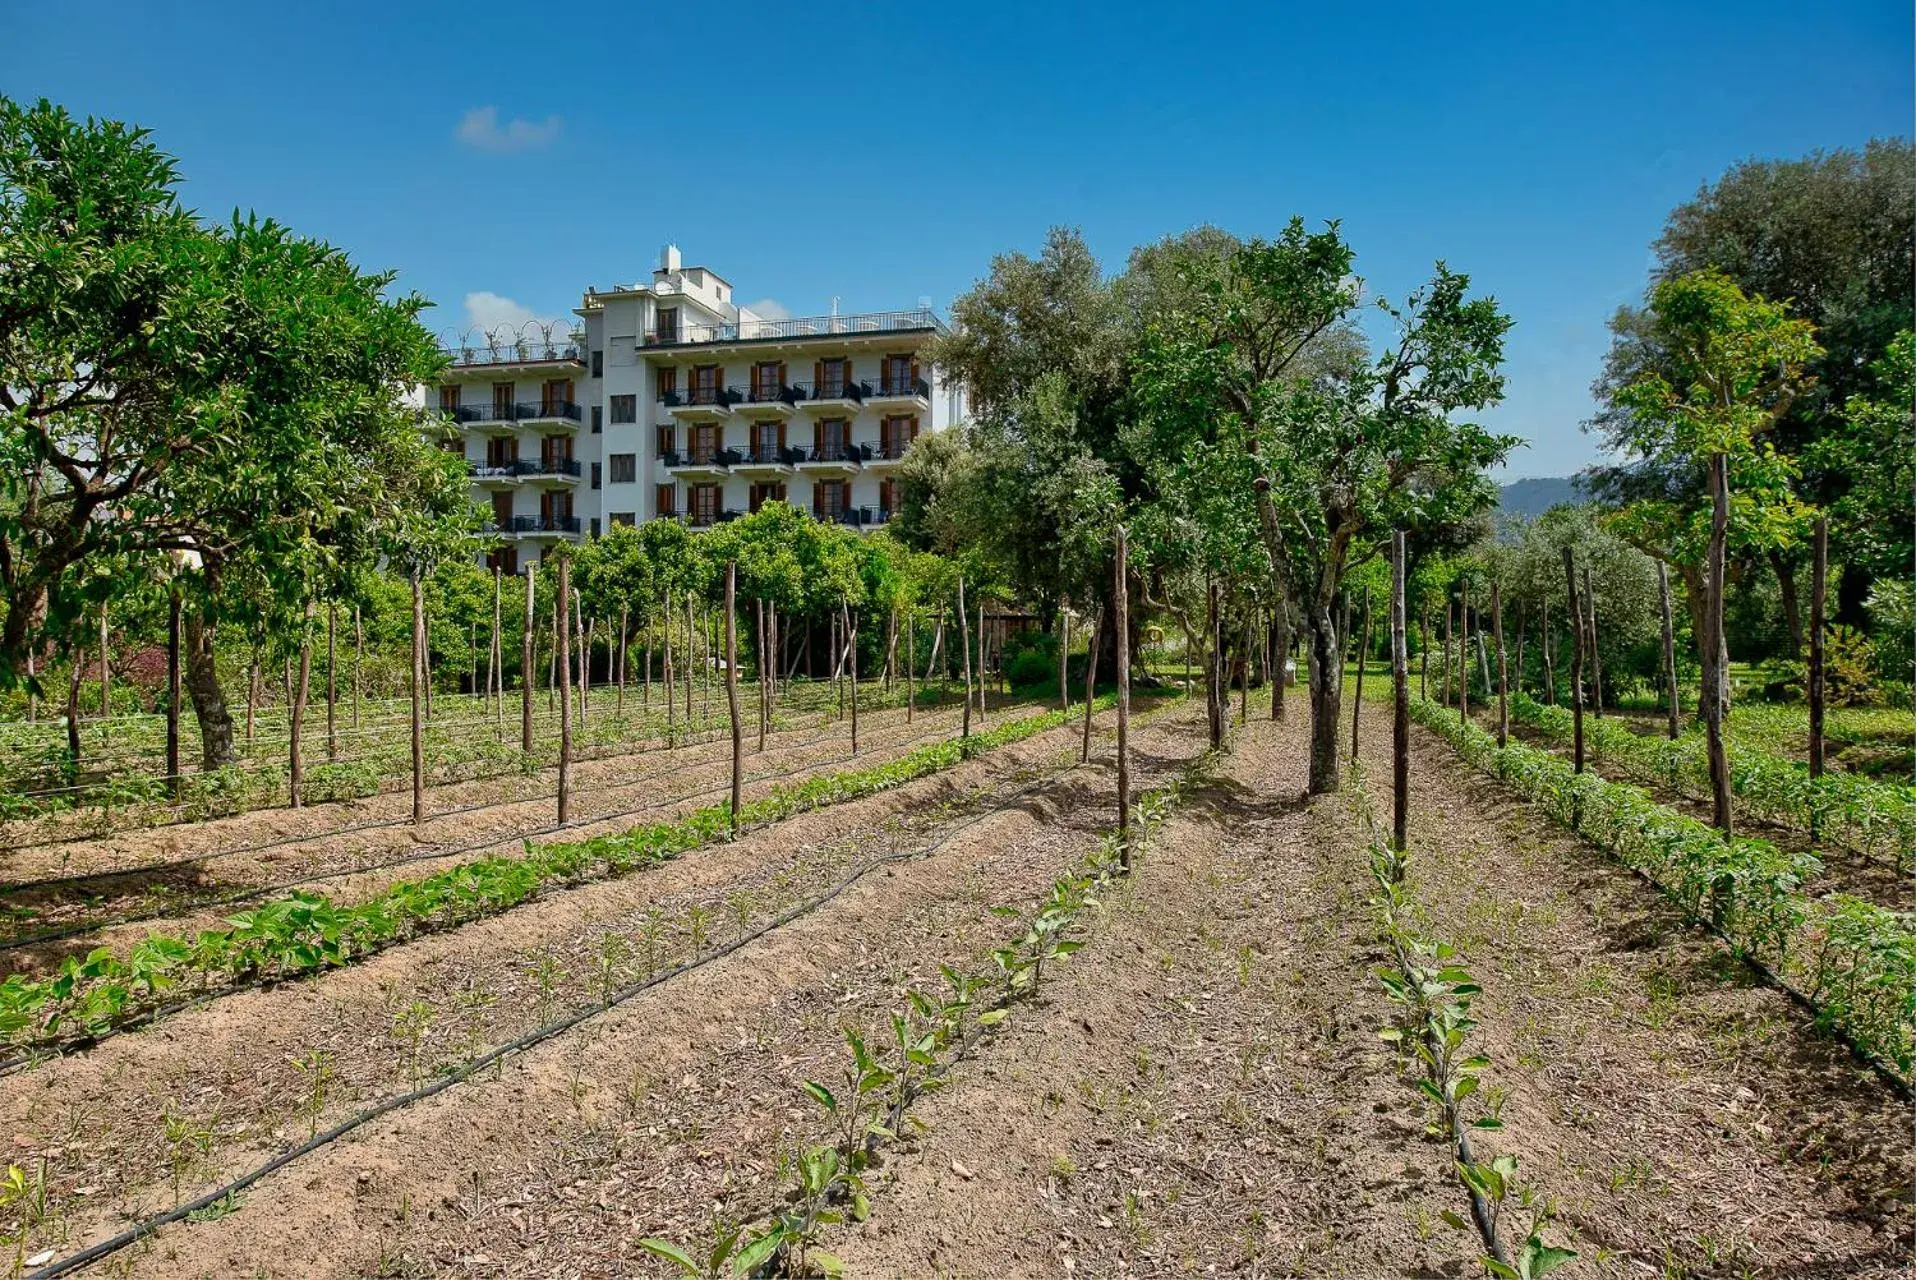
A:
642,307,944,348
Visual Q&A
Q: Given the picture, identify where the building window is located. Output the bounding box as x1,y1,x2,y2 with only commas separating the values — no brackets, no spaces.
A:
692,364,721,403
752,361,784,400
880,415,917,459
816,358,850,398
655,484,677,517
438,385,461,411
814,479,848,520
656,306,679,343
610,394,637,424
492,382,515,418
611,511,636,528
814,418,848,460
591,461,602,490
656,368,677,401
590,517,601,538
749,482,786,512
879,478,898,517
691,483,721,526
609,453,636,484
655,425,676,459
591,405,603,433
485,546,517,575
591,349,604,378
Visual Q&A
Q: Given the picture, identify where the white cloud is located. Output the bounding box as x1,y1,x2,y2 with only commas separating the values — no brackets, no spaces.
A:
463,291,558,334
455,106,562,153
743,297,793,321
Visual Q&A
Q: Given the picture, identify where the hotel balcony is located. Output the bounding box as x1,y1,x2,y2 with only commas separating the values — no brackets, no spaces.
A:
469,460,528,489
521,458,583,488
660,385,742,423
731,443,796,479
864,375,931,413
791,378,867,414
437,330,586,372
657,447,732,481
511,514,583,540
640,307,946,350
441,401,583,435
737,382,799,419
792,441,868,478
688,507,747,529
864,438,912,471
817,505,892,529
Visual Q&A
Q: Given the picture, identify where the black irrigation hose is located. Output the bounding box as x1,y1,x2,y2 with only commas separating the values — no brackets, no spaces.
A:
0,711,976,966
0,704,1175,1072
0,699,938,908
24,705,1196,1280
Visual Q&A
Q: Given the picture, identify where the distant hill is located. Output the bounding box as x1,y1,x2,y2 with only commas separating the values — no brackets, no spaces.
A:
1496,476,1583,521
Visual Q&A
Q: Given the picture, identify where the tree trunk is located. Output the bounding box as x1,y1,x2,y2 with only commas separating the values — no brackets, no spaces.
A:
1305,602,1342,794
182,609,237,771
1205,581,1222,748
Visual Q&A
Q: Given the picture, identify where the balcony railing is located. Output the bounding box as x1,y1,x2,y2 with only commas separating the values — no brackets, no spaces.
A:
658,386,743,409
871,438,912,461
792,441,870,466
742,382,799,407
657,448,735,468
789,378,868,405
872,376,930,399
524,457,582,478
508,514,582,534
688,507,746,528
439,329,586,368
439,400,584,424
817,505,890,527
641,307,946,348
738,444,792,466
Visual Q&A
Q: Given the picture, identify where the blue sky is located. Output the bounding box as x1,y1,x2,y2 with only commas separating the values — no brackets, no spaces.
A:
12,1,1910,478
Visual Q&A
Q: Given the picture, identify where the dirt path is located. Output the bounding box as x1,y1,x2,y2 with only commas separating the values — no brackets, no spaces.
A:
14,705,1197,1275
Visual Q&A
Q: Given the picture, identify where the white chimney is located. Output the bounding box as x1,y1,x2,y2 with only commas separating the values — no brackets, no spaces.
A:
660,243,681,273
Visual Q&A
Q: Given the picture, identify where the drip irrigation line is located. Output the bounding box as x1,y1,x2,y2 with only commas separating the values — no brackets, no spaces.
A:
0,709,976,959
0,681,918,854
1422,712,1915,1103
0,700,938,903
0,702,1180,1073
22,705,1199,1280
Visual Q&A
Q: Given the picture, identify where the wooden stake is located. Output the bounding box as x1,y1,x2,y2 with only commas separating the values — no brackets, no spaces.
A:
725,561,742,836
663,590,676,738
246,655,258,750
1351,599,1372,763
1115,525,1132,872
1081,612,1098,764
1809,515,1828,781
556,554,573,825
906,612,916,724
617,603,628,720
1541,598,1555,706
166,593,181,796
290,602,312,808
684,592,695,727
1459,579,1470,722
326,603,338,760
352,605,362,731
957,578,973,741
756,598,767,752
1391,532,1409,852
1583,565,1602,718
1562,548,1585,776
976,599,987,723
98,602,110,741
1059,602,1071,714
1442,597,1454,712
522,565,536,755
411,571,425,825
846,599,859,754
490,568,503,738
1492,580,1508,750
1657,561,1679,740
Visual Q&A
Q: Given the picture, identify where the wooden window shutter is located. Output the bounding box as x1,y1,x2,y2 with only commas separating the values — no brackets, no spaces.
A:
812,482,822,517
777,421,787,450
879,418,891,456
909,357,920,388
777,361,787,389
910,414,920,441
813,420,824,454
814,360,823,389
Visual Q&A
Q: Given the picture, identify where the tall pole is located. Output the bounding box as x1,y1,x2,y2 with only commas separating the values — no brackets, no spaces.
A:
166,590,181,798
1657,562,1680,740
1115,525,1132,873
491,568,504,738
1562,548,1585,775
326,602,338,760
1081,613,1097,764
906,612,916,724
290,602,312,809
98,603,110,742
352,605,362,731
1390,532,1409,853
1492,581,1508,750
1442,597,1454,712
521,565,536,755
1541,598,1555,706
725,561,742,836
1350,599,1371,763
846,599,860,754
1809,515,1828,781
1583,565,1603,719
1702,453,1732,835
957,578,973,741
1059,603,1071,714
663,590,676,738
756,598,768,752
556,553,573,825
1459,579,1471,722
976,598,988,724
410,570,425,825
617,603,628,720
684,592,696,728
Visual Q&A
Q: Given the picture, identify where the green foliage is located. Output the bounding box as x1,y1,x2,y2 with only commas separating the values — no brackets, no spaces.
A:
1415,697,1916,1079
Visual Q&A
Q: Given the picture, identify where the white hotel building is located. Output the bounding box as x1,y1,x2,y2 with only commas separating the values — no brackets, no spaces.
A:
432,246,963,571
